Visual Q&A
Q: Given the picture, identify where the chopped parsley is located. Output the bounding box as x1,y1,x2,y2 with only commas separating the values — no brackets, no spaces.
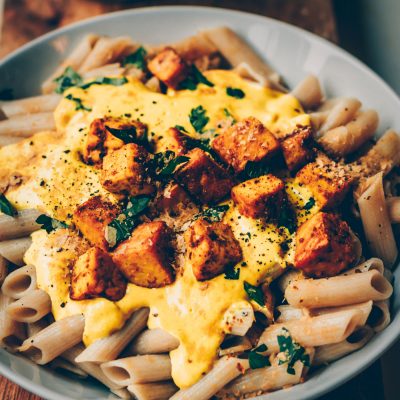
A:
105,125,143,144
226,87,245,99
224,265,240,280
248,344,270,369
152,151,189,177
189,105,209,133
79,76,128,90
65,94,92,111
193,205,230,223
303,197,315,210
107,196,151,246
0,88,13,100
0,194,17,217
54,67,82,93
277,328,310,374
175,125,188,133
35,215,68,233
278,205,297,234
240,161,270,180
244,281,265,306
159,155,189,176
179,65,214,90
122,46,147,70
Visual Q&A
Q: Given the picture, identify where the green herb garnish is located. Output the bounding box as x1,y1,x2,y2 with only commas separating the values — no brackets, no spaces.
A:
189,105,209,133
240,161,270,180
79,77,128,90
248,344,270,369
0,194,17,216
122,46,147,70
65,94,92,111
105,125,139,144
152,151,189,177
303,197,315,210
35,215,68,233
54,67,83,93
193,205,229,223
175,125,188,133
224,265,240,280
278,205,296,234
179,65,214,90
158,155,189,176
226,87,245,99
244,281,265,306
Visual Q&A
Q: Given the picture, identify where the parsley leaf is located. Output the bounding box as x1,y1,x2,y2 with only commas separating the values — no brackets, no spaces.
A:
277,328,310,375
108,196,151,246
226,87,245,99
122,47,147,70
159,155,189,176
152,151,189,177
179,65,214,90
0,194,17,216
248,344,270,369
105,125,141,144
175,125,188,133
65,94,92,111
244,281,265,306
193,205,229,223
277,205,297,234
35,215,68,233
240,161,270,180
54,67,83,93
224,265,240,280
79,76,128,90
0,88,13,100
303,197,315,210
189,106,209,133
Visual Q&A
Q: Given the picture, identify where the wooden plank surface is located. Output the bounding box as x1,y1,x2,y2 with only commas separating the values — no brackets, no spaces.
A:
0,1,376,400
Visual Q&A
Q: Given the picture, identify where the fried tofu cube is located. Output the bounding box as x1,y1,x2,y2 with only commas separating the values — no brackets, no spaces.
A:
175,148,233,204
112,221,175,288
148,47,188,88
184,219,242,281
100,143,155,196
153,127,187,155
70,247,127,301
281,126,315,171
82,117,148,165
296,156,354,209
73,196,120,251
211,117,280,173
294,212,357,277
231,174,285,219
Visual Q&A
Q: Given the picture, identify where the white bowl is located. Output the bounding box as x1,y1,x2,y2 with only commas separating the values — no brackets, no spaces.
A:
0,6,399,400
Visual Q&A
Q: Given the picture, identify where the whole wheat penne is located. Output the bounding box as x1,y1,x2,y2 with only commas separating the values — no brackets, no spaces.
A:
313,325,374,366
357,173,398,268
0,135,23,146
75,307,149,363
128,381,178,400
342,258,384,276
101,354,172,386
127,328,179,355
1,264,36,298
0,237,32,266
51,358,88,378
169,32,218,62
0,94,61,117
0,112,55,137
219,336,252,356
285,270,392,308
223,301,254,336
276,305,307,323
277,269,303,293
6,289,51,323
82,63,126,80
170,356,249,400
0,209,41,241
0,256,7,284
387,197,400,223
291,75,323,109
258,309,365,353
319,110,379,156
368,301,391,332
18,314,84,364
309,110,330,131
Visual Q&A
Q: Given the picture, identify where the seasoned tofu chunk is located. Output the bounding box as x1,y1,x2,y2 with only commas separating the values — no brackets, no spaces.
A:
231,174,285,219
70,247,127,301
175,148,233,204
184,219,242,281
296,156,354,209
153,127,187,155
82,117,148,165
294,212,357,277
112,221,175,288
100,143,155,196
211,117,280,173
281,126,315,172
147,47,188,88
73,196,120,251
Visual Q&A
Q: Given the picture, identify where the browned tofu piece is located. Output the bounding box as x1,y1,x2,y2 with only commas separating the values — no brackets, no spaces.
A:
294,212,357,277
70,247,127,301
112,221,175,288
211,117,280,173
82,117,148,165
73,196,120,251
175,148,233,204
281,126,315,172
100,143,155,196
296,157,354,209
153,127,187,155
184,219,242,281
231,174,285,219
148,47,188,88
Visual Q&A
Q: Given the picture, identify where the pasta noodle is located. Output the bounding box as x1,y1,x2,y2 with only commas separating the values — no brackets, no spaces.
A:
0,94,61,117
387,197,400,223
1,264,36,299
291,75,323,109
218,336,252,356
0,238,32,266
0,209,41,241
342,258,384,276
127,328,179,355
276,305,308,323
0,112,55,137
223,301,254,336
368,301,391,332
0,256,7,284
128,381,178,400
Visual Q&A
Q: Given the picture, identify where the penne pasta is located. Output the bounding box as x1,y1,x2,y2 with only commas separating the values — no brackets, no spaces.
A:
276,305,307,323
368,301,391,332
128,381,178,400
0,209,41,241
223,301,254,336
82,63,126,80
285,270,392,308
291,75,323,109
0,237,32,266
19,314,85,364
342,258,384,276
1,264,37,299
127,328,179,355
0,94,61,117
75,307,149,363
309,110,330,132
0,112,55,137
6,289,51,323
101,354,172,386
277,269,303,293
0,256,7,284
387,197,400,223
219,336,252,356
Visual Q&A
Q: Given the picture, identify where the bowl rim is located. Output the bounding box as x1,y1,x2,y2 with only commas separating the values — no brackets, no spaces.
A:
0,5,399,400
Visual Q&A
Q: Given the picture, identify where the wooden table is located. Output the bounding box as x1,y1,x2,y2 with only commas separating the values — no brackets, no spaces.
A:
0,1,385,399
